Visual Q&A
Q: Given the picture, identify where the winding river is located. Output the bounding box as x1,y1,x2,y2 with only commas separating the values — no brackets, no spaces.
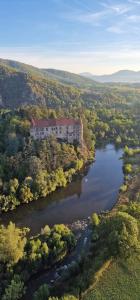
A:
1,144,123,234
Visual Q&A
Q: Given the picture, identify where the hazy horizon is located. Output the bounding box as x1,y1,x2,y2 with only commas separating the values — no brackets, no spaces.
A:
1,0,140,74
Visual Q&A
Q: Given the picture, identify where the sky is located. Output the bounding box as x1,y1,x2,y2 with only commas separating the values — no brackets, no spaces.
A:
0,0,140,74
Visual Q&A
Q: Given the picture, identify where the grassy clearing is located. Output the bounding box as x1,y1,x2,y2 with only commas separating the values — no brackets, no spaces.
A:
83,254,140,300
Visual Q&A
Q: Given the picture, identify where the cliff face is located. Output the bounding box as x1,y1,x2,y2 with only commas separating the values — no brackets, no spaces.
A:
0,66,31,107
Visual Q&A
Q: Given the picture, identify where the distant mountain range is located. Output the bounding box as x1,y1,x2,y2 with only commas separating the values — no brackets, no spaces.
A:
80,70,140,83
0,58,140,109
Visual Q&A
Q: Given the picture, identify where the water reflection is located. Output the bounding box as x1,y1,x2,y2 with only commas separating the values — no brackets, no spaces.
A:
1,144,123,234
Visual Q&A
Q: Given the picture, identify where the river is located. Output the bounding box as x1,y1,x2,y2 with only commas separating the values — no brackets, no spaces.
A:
0,144,123,234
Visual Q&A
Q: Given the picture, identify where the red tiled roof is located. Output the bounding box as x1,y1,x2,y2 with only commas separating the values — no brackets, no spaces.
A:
31,118,81,128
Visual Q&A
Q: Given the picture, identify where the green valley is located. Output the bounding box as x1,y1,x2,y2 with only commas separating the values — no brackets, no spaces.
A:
0,59,140,300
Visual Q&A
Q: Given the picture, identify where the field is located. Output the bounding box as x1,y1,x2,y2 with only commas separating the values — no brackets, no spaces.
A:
83,255,140,300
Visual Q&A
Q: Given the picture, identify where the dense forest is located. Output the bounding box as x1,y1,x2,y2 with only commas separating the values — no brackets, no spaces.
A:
0,59,140,300
0,106,93,213
1,59,140,109
0,101,140,213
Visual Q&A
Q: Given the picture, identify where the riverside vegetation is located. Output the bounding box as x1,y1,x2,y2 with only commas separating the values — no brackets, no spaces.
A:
0,59,140,299
31,147,140,300
0,106,93,213
0,222,76,300
0,103,140,213
0,113,140,299
82,147,140,300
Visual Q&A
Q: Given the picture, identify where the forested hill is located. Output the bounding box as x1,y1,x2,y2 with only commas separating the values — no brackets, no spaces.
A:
42,68,100,89
0,58,140,109
0,58,104,108
0,58,99,88
0,58,46,78
0,61,83,108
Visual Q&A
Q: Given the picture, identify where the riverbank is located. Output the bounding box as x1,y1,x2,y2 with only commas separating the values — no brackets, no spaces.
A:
24,219,92,300
1,144,123,234
14,144,122,299
116,150,140,208
22,145,124,299
2,144,136,300
82,150,140,300
40,148,140,300
0,144,124,300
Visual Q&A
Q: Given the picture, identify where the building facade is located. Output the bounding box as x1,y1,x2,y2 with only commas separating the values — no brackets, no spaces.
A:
30,118,83,145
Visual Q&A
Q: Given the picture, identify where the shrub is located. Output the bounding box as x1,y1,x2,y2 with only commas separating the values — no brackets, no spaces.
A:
91,213,100,227
120,184,127,192
2,275,26,300
124,164,132,174
108,212,139,257
34,284,49,300
0,222,28,265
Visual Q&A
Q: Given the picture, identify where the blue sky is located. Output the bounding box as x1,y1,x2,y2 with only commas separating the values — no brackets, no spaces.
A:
0,0,140,74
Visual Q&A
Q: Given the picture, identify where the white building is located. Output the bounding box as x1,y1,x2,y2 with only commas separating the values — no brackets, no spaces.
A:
30,118,83,145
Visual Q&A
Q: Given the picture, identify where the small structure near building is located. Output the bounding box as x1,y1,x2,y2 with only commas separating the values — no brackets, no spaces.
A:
30,118,83,145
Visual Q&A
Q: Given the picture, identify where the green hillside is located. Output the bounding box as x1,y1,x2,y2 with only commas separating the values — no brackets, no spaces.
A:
0,58,99,89
43,68,100,89
0,58,47,78
0,62,81,108
0,58,140,109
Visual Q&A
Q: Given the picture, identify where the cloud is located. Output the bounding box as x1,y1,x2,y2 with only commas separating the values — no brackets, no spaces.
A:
102,2,131,15
127,14,140,22
128,0,140,4
66,1,136,29
74,10,108,25
107,25,124,34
